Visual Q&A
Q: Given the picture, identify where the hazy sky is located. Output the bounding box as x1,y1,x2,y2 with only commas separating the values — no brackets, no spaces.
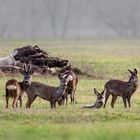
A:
0,0,139,39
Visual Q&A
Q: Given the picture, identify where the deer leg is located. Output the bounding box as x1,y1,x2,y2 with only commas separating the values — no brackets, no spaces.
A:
61,95,65,106
111,95,117,108
5,88,9,108
70,91,75,105
58,95,65,106
19,97,22,108
16,102,18,108
50,101,55,109
127,96,131,108
5,94,9,108
54,101,56,108
26,95,37,108
58,98,63,106
73,87,77,102
103,91,110,108
71,89,75,104
16,91,20,108
50,101,53,109
70,94,73,104
58,95,67,106
65,94,68,106
72,95,75,104
122,96,127,108
12,99,15,108
12,96,18,108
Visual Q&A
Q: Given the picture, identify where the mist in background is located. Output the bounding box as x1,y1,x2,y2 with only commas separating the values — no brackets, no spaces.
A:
0,0,140,39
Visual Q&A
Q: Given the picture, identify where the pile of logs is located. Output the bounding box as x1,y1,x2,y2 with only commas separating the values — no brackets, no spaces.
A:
13,45,68,68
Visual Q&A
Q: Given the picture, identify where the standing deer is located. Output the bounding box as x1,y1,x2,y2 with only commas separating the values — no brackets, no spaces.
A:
82,88,105,109
58,70,78,105
5,63,33,108
103,68,138,108
25,72,72,109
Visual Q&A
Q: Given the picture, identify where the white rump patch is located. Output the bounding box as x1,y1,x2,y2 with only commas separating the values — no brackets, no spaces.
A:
68,75,73,81
63,74,73,81
7,85,17,90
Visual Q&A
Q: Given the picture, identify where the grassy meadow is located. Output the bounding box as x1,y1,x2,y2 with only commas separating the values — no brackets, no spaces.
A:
0,40,140,140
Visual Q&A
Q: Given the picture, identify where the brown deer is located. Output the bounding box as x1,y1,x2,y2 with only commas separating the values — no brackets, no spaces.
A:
5,63,33,108
103,68,138,108
82,88,105,109
25,72,72,109
58,70,78,105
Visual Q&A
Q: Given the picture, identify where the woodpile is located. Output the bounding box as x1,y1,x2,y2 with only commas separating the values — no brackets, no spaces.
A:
13,45,68,68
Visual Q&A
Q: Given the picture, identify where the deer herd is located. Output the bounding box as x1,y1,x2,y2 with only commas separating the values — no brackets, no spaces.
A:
4,62,138,109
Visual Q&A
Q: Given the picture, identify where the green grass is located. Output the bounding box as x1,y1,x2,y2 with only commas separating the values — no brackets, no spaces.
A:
0,40,140,140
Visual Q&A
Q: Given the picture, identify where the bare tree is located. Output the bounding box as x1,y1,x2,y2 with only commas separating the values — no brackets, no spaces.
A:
96,1,140,37
61,0,71,37
45,0,60,38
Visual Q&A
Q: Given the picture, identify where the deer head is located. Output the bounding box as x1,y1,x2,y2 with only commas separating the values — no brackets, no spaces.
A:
58,72,71,86
128,68,138,85
21,62,34,89
94,88,105,104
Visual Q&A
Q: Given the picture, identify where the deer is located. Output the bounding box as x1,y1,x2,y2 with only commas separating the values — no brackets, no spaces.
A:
58,70,78,106
82,88,105,109
103,68,138,108
5,63,33,108
25,71,72,109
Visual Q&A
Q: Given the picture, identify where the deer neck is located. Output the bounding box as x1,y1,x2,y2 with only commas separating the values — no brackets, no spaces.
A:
56,83,67,98
128,81,138,88
21,80,31,90
127,81,138,94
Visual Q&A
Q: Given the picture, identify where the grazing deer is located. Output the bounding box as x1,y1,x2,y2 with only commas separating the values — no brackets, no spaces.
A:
58,70,78,105
5,63,33,108
25,72,72,109
82,88,105,109
103,68,138,108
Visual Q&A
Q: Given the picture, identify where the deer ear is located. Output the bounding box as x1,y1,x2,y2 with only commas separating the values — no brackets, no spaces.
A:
30,69,34,75
128,69,133,75
58,73,62,79
94,88,98,95
134,68,138,75
27,61,32,72
20,68,24,75
22,62,28,72
23,63,26,71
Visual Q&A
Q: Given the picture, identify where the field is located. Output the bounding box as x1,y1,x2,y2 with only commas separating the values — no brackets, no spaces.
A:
0,39,140,140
